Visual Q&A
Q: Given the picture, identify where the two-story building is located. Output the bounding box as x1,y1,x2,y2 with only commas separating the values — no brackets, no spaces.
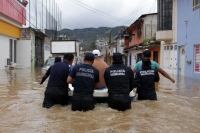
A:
123,13,160,68
177,0,200,79
156,0,178,75
0,0,27,69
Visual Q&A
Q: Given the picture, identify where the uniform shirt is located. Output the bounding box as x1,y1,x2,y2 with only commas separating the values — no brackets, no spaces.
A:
92,57,108,88
134,65,160,100
47,61,71,87
69,64,99,96
134,60,160,71
104,62,134,94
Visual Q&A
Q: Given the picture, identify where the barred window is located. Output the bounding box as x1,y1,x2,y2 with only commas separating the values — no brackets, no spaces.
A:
193,0,200,10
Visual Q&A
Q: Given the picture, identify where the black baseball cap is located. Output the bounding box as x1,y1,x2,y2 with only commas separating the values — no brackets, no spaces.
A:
113,52,122,61
143,49,151,58
84,53,95,61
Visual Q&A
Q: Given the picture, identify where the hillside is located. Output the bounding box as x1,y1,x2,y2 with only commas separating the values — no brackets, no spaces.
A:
59,26,126,50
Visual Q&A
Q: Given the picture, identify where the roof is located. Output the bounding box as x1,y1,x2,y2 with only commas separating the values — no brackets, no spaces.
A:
125,13,157,32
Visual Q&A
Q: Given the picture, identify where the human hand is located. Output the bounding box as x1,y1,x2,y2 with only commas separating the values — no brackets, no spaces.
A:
171,79,175,83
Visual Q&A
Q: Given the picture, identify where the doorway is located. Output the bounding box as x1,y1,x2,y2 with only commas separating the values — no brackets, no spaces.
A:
35,37,43,66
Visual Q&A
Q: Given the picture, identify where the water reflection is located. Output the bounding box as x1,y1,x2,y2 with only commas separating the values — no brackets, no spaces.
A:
0,68,199,133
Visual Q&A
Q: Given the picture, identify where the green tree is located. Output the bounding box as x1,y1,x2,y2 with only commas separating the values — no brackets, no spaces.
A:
89,42,96,51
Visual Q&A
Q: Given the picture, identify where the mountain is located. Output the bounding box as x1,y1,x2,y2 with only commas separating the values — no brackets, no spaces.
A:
59,26,126,50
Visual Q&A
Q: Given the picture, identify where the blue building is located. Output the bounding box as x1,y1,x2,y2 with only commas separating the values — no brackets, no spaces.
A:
177,0,200,79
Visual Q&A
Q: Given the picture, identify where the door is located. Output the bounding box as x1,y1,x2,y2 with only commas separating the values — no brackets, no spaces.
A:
9,39,13,62
179,46,185,76
173,45,177,74
35,37,43,66
153,51,158,63
137,53,142,63
129,53,132,67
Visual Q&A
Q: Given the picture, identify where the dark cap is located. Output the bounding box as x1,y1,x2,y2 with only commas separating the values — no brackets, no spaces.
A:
113,52,122,61
84,53,95,61
143,49,151,58
54,57,61,63
142,57,151,66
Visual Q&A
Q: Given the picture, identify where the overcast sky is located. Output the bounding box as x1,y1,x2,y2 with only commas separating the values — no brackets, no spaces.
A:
26,0,157,30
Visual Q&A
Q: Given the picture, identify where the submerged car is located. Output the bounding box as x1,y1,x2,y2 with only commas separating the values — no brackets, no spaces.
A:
42,58,55,71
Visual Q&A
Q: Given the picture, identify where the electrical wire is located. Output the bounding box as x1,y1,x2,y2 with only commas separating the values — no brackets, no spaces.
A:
105,1,155,27
73,0,120,20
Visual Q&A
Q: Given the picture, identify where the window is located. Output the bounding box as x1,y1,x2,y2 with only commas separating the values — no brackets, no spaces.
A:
170,45,173,50
195,45,200,73
157,0,172,30
164,46,166,50
193,0,200,10
137,26,142,38
174,45,177,50
129,33,132,42
9,39,13,62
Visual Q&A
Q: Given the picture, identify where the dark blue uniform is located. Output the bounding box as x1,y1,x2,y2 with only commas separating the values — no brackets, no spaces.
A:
104,62,134,111
135,65,159,100
69,64,99,111
43,61,71,108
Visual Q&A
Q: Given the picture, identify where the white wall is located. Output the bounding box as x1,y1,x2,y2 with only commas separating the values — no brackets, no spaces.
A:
16,40,31,67
128,49,143,68
0,34,16,69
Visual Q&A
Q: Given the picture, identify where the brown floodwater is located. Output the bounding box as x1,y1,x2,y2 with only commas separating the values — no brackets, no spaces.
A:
0,67,199,133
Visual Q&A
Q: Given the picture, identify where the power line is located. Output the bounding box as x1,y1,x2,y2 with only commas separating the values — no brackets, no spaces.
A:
68,0,119,21
125,0,149,25
106,1,155,27
73,0,120,20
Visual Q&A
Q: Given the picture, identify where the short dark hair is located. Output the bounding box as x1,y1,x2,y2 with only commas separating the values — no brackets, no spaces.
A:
143,49,151,58
142,57,151,66
63,53,74,61
84,53,94,61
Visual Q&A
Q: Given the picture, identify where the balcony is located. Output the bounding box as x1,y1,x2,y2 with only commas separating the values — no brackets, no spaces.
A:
156,30,173,41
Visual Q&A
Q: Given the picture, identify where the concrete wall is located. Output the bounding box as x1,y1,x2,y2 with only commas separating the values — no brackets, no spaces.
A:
128,49,143,68
144,14,157,39
158,0,177,76
0,34,16,69
16,40,31,67
177,0,200,79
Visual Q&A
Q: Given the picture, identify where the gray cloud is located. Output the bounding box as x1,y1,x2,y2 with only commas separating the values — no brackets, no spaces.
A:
25,0,157,30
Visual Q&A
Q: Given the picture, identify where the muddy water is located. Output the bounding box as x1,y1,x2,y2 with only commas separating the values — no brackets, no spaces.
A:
0,67,200,133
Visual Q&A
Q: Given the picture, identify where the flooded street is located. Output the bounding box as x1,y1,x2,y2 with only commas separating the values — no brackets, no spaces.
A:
0,67,200,133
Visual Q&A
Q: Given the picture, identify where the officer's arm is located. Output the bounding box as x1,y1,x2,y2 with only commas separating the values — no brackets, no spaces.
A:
155,71,160,82
134,71,140,87
132,69,136,73
67,76,74,84
128,68,134,91
158,68,175,83
104,70,108,87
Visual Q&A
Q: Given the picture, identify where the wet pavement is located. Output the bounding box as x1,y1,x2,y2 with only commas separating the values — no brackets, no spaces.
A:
0,67,200,133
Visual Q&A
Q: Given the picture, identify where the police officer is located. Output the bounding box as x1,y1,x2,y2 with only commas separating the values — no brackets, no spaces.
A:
133,49,175,83
134,57,160,100
42,53,74,108
67,53,99,112
40,57,61,84
104,53,134,111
